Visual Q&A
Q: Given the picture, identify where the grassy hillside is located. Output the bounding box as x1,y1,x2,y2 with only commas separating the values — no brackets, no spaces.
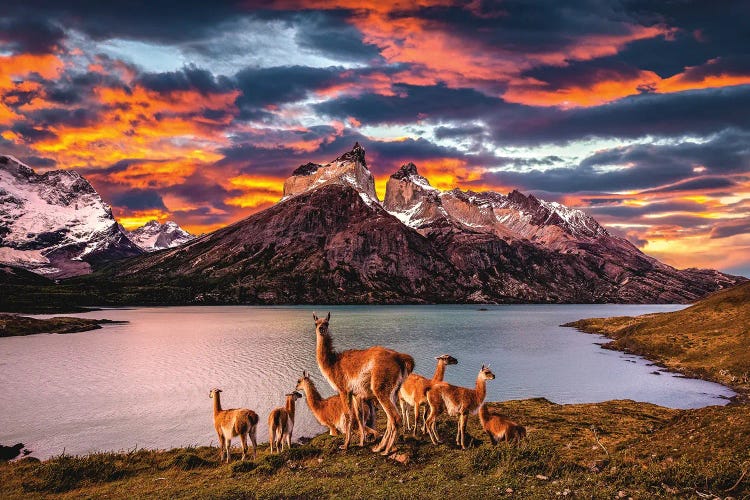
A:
566,281,750,395
1,398,748,499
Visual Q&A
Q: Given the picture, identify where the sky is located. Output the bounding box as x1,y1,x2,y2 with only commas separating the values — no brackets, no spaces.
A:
0,1,749,277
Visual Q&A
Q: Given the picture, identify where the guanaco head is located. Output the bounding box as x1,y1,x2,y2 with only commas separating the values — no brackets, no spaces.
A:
209,388,222,398
312,312,331,336
480,364,495,380
436,354,458,365
286,391,303,401
295,371,312,392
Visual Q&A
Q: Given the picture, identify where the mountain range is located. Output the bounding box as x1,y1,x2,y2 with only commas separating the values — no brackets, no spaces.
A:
0,155,193,277
0,145,744,307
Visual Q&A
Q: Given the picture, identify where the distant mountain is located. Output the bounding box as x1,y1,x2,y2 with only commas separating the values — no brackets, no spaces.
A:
0,155,142,278
125,220,194,252
56,143,741,306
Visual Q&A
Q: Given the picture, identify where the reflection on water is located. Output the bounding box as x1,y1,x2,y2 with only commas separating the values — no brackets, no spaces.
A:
0,304,734,459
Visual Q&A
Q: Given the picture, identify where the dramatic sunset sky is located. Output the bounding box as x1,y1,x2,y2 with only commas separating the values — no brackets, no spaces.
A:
1,1,749,276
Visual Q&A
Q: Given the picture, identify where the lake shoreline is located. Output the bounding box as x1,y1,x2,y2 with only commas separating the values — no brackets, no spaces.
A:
564,316,749,403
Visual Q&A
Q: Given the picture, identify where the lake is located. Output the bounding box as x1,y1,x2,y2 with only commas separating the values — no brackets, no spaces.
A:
0,304,735,459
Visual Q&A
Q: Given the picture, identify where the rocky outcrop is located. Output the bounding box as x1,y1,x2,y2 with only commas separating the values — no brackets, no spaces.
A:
281,142,378,204
0,155,142,278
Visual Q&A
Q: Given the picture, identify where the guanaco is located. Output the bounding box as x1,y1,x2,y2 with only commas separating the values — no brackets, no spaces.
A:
313,312,414,455
425,364,495,449
399,354,458,436
268,391,302,453
295,371,378,439
209,388,259,462
478,403,526,444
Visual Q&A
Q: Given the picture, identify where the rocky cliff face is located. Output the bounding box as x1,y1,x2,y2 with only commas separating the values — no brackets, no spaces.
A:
282,142,378,205
126,220,194,252
0,155,142,278
62,144,743,306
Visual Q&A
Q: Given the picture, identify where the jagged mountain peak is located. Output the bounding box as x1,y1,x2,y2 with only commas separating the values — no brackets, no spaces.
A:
391,162,419,180
334,141,367,167
281,143,378,204
126,220,194,252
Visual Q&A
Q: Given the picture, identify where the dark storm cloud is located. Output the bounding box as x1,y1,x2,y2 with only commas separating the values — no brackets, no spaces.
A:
3,1,246,44
434,124,487,140
9,124,57,143
0,17,65,54
234,66,341,119
484,129,750,193
26,107,100,128
411,0,645,55
111,189,167,210
136,66,234,95
315,83,501,124
640,176,739,194
291,11,382,62
488,85,750,146
710,219,750,239
520,58,644,89
586,200,707,218
166,171,242,208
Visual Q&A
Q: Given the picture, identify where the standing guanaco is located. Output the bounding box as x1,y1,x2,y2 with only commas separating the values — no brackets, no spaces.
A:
209,388,259,462
425,365,495,449
268,391,302,453
314,312,414,455
399,354,458,436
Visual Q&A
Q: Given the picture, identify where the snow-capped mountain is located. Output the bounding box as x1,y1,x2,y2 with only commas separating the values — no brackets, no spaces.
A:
281,142,378,205
76,143,742,306
126,220,194,252
0,155,142,278
383,162,607,251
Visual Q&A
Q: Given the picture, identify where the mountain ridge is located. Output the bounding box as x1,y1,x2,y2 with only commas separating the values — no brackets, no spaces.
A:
0,144,744,307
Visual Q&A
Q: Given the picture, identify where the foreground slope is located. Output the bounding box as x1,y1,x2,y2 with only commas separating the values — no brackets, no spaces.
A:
566,281,750,395
2,398,748,499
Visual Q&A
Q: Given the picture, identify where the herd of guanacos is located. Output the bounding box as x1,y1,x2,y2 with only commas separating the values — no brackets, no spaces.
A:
209,313,526,463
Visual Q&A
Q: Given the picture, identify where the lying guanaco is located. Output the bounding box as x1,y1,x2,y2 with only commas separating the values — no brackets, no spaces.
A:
209,388,258,462
268,391,302,453
478,403,526,444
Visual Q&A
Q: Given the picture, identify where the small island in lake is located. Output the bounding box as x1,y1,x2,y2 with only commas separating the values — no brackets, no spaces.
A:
0,314,125,337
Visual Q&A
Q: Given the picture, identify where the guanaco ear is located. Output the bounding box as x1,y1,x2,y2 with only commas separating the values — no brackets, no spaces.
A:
325,312,330,321
481,364,486,370
313,312,318,321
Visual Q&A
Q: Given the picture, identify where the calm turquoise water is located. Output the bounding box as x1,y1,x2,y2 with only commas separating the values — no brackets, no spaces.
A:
0,304,734,459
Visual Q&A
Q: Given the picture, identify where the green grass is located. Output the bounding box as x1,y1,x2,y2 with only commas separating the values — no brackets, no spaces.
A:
2,398,748,499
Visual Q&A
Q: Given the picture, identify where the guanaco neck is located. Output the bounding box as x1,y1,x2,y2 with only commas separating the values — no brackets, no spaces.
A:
212,392,222,416
478,403,490,422
316,331,338,379
431,359,448,381
474,375,487,407
285,396,297,421
302,381,324,409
